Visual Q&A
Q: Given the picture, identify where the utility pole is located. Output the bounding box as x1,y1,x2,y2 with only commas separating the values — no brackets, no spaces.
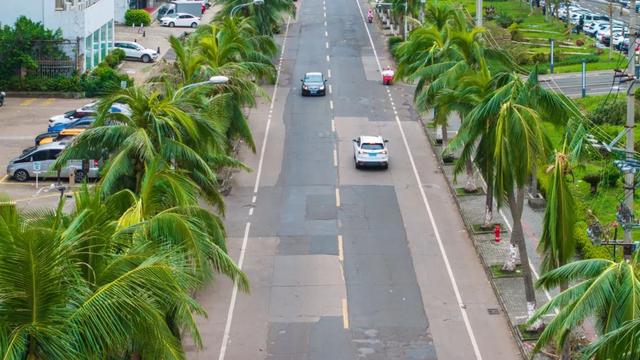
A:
419,0,425,23
624,0,637,256
609,1,614,60
477,0,483,26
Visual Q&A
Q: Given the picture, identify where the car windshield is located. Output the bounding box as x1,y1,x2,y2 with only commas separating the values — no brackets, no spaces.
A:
305,74,323,83
361,143,384,150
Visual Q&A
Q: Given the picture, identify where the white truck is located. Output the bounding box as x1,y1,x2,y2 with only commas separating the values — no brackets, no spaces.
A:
157,1,204,19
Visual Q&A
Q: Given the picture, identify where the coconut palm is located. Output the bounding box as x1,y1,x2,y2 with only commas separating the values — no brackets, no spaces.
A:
529,256,640,357
457,69,577,329
215,0,295,35
0,199,204,359
581,317,640,359
54,86,233,211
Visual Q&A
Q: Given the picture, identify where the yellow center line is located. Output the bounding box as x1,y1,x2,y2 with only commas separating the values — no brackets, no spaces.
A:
13,193,60,203
20,99,36,106
342,298,349,329
43,98,55,106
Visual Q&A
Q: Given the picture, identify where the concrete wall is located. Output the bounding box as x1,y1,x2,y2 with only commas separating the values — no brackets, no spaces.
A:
0,0,114,39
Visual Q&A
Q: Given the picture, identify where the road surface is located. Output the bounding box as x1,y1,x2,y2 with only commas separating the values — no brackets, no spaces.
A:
185,0,522,358
541,69,631,97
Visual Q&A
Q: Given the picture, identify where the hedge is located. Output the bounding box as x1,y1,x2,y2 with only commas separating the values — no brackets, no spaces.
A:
125,9,151,26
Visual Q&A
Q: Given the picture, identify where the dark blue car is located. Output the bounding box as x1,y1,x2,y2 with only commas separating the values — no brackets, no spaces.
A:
48,116,95,132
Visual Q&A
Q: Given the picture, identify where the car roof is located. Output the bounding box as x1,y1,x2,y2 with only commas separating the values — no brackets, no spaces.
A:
176,12,195,16
359,135,384,143
305,72,323,77
33,142,67,151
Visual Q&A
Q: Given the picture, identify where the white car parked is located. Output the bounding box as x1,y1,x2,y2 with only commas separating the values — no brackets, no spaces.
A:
114,41,158,63
160,13,200,28
352,135,389,169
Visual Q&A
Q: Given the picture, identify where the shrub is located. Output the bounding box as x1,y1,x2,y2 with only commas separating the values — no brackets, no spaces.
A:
104,48,126,69
635,87,640,100
583,173,602,193
556,54,599,66
531,52,547,64
587,99,626,125
388,36,403,58
81,64,132,97
125,9,151,26
602,165,621,188
496,12,514,28
508,23,523,42
575,221,613,260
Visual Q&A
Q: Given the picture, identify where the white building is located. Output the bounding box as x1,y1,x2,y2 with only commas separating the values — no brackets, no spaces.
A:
0,0,116,71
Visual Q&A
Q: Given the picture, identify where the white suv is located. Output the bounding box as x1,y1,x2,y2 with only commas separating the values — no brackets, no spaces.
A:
352,135,389,169
114,41,158,63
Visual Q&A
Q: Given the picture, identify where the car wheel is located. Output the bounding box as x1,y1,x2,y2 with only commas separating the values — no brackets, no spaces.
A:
169,22,175,27
13,169,28,182
382,163,389,170
191,22,198,28
141,54,151,63
75,170,85,182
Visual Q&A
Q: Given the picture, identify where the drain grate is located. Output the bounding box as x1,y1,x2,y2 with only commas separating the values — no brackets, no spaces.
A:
487,308,500,315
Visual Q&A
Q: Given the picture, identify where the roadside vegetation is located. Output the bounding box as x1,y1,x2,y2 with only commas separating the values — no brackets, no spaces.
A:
392,1,640,358
0,1,293,358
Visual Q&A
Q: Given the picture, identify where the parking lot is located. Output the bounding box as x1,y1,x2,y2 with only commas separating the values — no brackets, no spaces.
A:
0,97,92,209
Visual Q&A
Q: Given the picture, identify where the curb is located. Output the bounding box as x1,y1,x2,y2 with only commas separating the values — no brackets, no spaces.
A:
6,91,85,99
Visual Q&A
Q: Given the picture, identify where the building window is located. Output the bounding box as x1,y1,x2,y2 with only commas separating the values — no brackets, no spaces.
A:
93,30,100,68
85,36,92,70
107,20,113,52
55,0,65,10
100,24,107,59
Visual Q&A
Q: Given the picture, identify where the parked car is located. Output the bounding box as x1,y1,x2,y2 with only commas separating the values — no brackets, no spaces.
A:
160,12,200,28
48,102,129,128
352,135,389,169
114,41,158,63
584,21,609,37
0,91,5,107
36,128,86,146
48,116,95,133
6,142,99,182
300,72,327,96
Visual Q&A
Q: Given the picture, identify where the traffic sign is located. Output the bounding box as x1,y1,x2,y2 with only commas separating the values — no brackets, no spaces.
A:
33,161,41,171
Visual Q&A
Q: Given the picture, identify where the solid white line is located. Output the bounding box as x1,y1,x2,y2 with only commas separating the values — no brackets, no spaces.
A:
335,188,341,207
218,16,292,360
328,69,332,78
355,1,483,358
331,119,336,132
330,100,334,109
218,222,251,360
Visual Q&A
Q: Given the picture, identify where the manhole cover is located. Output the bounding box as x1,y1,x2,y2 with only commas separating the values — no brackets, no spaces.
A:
487,308,500,315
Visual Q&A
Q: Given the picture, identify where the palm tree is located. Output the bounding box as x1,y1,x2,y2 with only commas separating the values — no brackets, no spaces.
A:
537,148,577,358
529,256,640,357
55,86,232,210
457,69,576,329
215,0,295,35
581,317,640,359
0,199,204,359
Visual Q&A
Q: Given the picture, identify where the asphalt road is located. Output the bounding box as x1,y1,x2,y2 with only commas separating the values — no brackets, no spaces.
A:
541,69,631,97
186,0,521,358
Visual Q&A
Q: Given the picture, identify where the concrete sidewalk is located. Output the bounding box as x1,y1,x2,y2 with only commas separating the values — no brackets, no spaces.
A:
417,119,599,358
114,5,220,84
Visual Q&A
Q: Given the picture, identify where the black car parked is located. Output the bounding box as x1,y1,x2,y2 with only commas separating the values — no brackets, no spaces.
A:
301,72,327,96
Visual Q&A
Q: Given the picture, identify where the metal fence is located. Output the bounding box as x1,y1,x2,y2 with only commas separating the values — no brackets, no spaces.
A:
30,38,82,78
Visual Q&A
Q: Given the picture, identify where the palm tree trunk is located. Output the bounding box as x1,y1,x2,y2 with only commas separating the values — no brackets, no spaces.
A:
464,159,478,193
482,161,494,228
508,187,542,331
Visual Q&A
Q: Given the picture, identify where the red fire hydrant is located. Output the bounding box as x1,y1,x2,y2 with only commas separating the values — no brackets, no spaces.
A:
494,224,501,243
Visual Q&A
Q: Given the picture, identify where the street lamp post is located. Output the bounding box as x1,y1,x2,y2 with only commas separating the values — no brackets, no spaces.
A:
172,76,229,101
231,0,264,17
403,1,408,40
